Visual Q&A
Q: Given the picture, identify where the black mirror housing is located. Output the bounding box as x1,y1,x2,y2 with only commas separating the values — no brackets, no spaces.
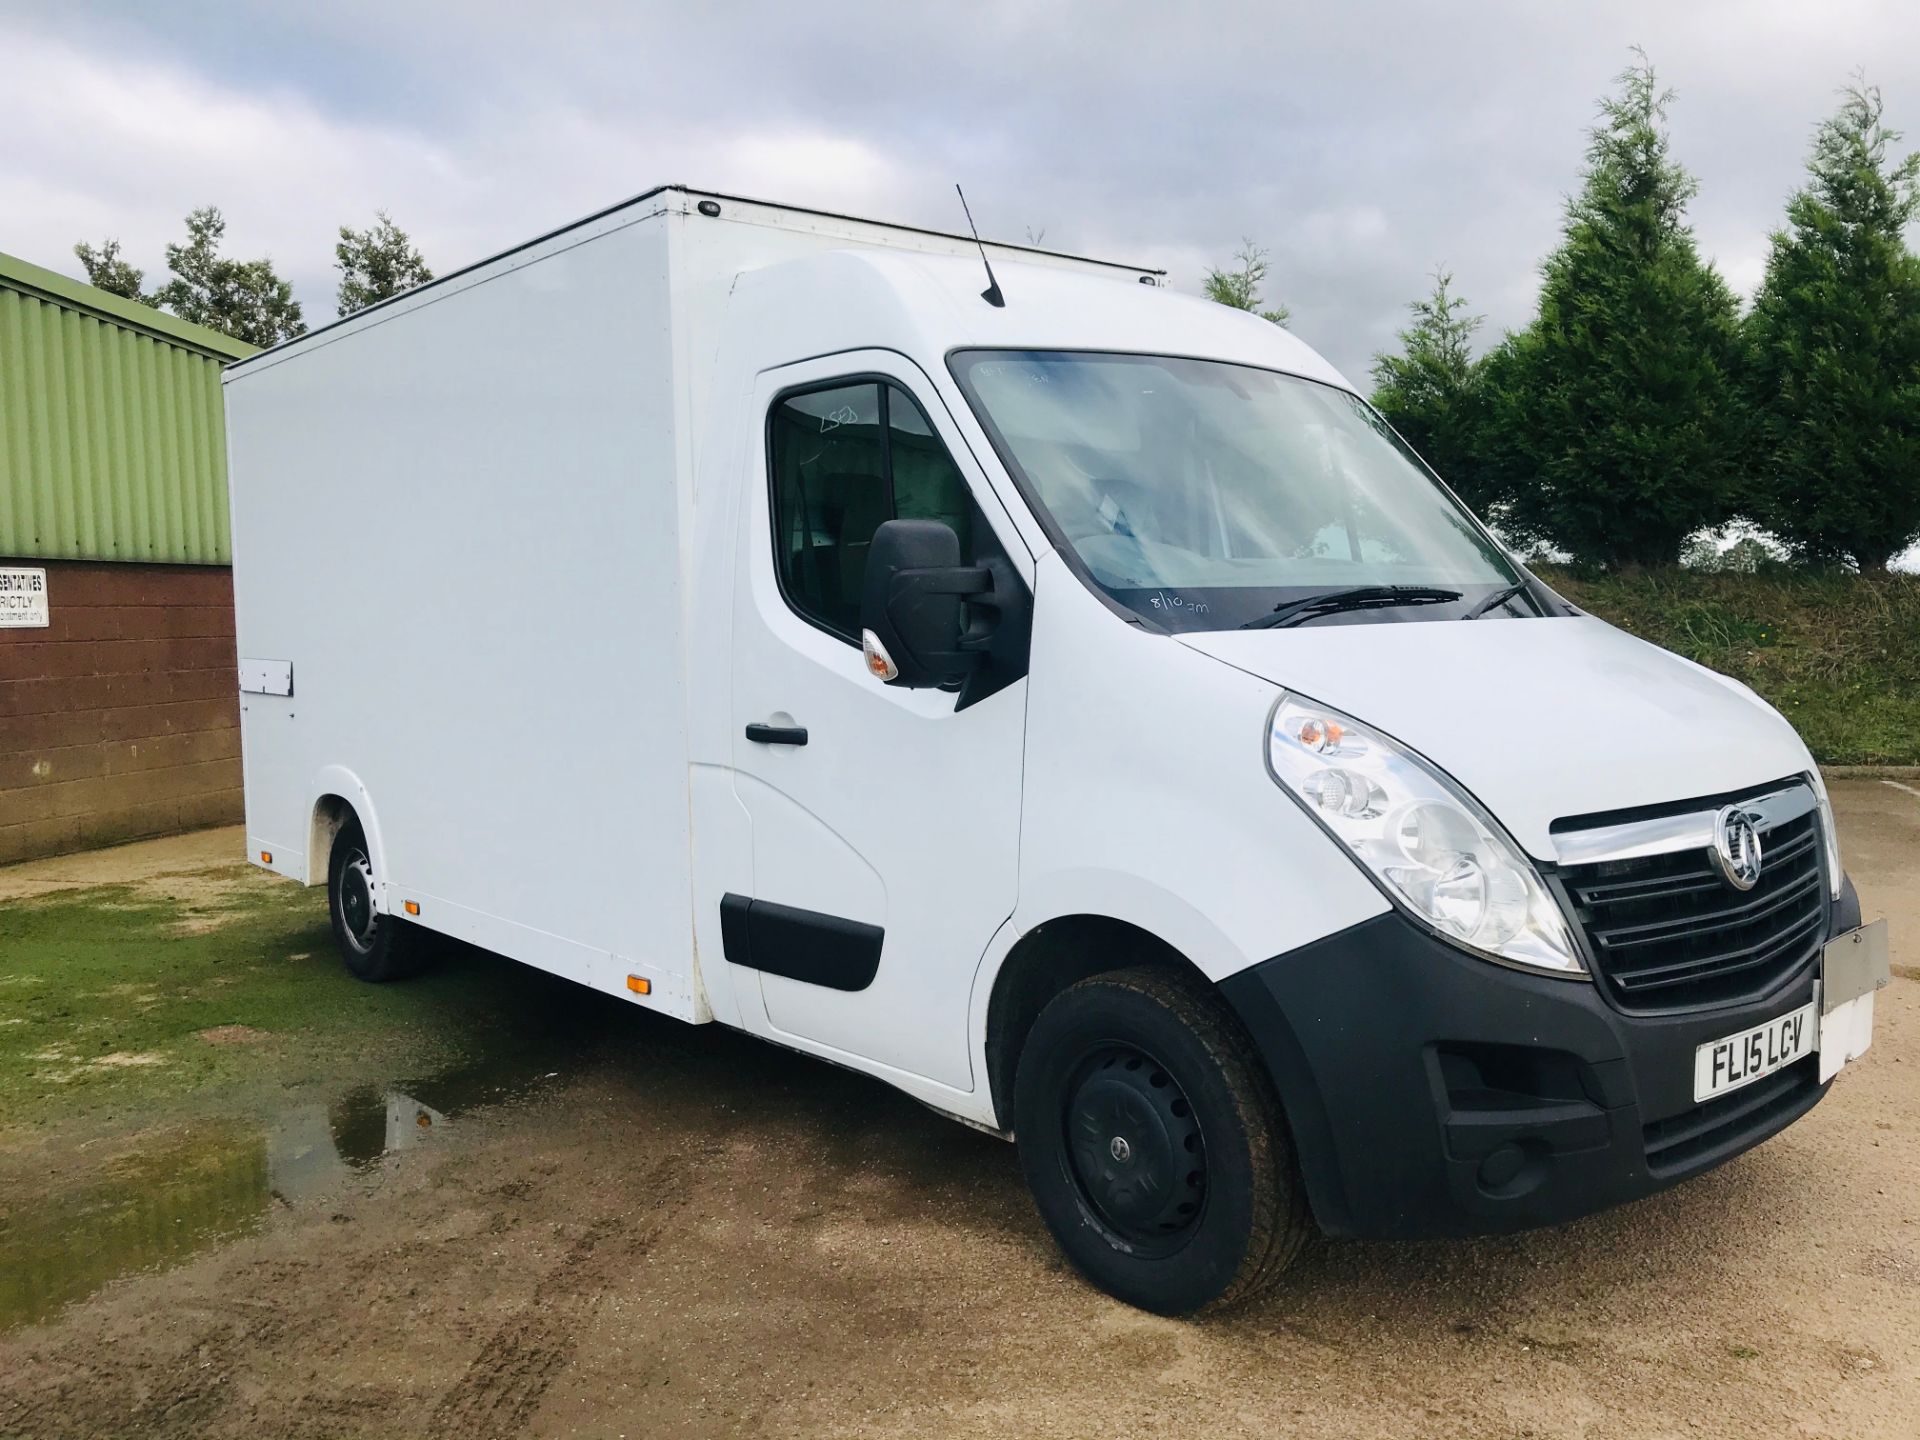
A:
860,519,990,689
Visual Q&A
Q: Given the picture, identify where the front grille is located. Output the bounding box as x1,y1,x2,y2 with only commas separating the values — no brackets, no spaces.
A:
1559,800,1826,1013
1642,1056,1822,1176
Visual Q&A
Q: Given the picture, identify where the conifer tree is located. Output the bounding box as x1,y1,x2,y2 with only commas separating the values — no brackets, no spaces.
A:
1483,54,1744,567
1204,241,1290,326
1370,270,1491,509
1746,82,1920,571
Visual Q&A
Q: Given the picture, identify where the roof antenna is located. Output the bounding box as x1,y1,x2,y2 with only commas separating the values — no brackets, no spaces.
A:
955,184,1005,308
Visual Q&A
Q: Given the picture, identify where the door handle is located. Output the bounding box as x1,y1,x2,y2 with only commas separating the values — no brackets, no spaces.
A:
745,722,808,746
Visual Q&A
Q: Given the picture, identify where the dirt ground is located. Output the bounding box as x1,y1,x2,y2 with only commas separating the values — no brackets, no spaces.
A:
1,780,1916,1439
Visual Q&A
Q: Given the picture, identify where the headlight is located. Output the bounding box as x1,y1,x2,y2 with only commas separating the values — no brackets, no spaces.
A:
1806,767,1843,898
1265,694,1585,976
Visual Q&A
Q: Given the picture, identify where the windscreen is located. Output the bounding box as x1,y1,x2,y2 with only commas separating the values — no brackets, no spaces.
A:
950,350,1530,632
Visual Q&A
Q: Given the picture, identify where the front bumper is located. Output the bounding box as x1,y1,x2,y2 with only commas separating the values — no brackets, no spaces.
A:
1218,878,1860,1240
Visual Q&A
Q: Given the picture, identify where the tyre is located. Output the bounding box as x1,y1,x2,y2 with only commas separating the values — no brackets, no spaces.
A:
326,820,423,982
1014,966,1311,1314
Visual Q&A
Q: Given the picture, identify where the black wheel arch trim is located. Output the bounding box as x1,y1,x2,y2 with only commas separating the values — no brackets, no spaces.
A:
1213,921,1366,1235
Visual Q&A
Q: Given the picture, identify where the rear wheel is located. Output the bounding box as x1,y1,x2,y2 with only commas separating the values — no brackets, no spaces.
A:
327,821,422,982
1014,966,1311,1314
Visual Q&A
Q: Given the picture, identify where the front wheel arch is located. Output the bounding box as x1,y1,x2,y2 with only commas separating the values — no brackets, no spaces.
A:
984,914,1208,1133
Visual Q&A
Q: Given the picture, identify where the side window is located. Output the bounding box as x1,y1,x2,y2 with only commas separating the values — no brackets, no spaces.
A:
768,380,976,641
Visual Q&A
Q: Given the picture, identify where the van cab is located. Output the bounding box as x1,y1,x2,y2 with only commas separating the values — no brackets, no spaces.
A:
224,187,1889,1314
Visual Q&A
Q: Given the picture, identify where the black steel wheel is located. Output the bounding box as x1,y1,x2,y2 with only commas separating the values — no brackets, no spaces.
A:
1062,1044,1208,1257
1014,966,1311,1314
327,819,424,983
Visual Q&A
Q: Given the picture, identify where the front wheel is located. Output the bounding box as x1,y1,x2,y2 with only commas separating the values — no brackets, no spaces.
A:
1014,966,1311,1314
327,822,423,982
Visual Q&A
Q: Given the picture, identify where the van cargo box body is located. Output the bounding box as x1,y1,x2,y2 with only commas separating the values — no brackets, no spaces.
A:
225,186,1884,1316
225,189,1161,1036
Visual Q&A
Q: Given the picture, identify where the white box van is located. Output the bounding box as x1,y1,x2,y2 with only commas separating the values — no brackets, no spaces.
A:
225,186,1889,1314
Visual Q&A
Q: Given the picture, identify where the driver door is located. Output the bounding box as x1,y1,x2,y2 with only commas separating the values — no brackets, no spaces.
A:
726,353,1029,1092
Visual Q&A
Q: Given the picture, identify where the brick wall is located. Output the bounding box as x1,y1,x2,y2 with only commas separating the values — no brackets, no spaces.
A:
0,560,241,864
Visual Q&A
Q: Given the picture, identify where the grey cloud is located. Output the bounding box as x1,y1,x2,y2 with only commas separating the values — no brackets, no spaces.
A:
3,0,1917,378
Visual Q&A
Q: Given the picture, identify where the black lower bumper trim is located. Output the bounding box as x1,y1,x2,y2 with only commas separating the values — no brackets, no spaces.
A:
1219,908,1837,1241
1641,1056,1822,1176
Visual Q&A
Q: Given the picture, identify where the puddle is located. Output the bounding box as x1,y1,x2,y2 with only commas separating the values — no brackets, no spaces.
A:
0,1125,268,1335
268,1051,562,1204
0,1047,567,1333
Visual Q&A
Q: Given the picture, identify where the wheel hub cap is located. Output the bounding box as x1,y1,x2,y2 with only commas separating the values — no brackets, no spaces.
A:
340,852,379,953
1065,1046,1206,1245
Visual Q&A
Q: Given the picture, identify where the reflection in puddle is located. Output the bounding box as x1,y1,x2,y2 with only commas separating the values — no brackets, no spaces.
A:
0,1053,557,1332
0,1126,268,1336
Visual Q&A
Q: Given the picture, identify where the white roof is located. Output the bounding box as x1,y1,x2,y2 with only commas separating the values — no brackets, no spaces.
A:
730,248,1356,394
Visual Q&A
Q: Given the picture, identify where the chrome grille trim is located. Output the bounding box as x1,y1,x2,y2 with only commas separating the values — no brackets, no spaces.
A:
1551,785,1816,867
1553,783,1829,1014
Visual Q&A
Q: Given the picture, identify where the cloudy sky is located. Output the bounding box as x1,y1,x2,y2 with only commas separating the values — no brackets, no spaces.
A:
4,0,1918,381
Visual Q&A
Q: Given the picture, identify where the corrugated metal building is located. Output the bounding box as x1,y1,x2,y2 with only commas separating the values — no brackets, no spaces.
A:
1,249,255,863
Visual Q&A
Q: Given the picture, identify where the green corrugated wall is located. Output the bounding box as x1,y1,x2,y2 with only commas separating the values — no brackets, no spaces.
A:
0,251,255,566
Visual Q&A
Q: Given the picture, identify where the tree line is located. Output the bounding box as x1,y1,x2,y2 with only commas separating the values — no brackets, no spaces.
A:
73,209,432,347
68,53,1915,570
1213,55,1920,572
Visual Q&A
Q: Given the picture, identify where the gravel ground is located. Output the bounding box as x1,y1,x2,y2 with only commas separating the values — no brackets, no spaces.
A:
0,778,1914,1439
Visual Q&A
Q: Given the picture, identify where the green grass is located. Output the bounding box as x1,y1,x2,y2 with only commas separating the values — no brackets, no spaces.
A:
0,872,570,1132
0,867,637,1328
1544,568,1920,765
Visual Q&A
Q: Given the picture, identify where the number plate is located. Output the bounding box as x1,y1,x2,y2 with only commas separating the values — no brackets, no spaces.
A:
1693,1002,1817,1103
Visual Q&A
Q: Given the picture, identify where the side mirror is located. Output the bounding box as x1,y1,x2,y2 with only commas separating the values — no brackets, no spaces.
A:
860,519,991,690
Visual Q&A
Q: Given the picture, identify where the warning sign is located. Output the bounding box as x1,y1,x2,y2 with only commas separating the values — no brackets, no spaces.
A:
0,568,50,628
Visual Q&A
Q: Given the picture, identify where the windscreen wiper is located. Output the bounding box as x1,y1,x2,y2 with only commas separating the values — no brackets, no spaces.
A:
1462,579,1530,620
1237,584,1463,630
